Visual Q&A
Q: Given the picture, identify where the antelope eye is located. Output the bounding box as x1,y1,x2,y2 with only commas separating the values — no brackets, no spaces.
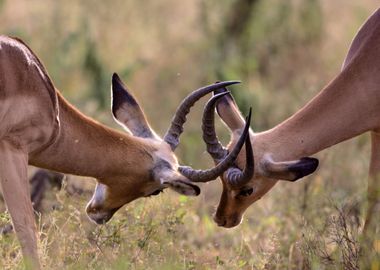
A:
149,189,163,196
237,188,253,197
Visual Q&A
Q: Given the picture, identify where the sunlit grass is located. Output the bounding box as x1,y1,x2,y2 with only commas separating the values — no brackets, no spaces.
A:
0,0,379,269
1,162,379,269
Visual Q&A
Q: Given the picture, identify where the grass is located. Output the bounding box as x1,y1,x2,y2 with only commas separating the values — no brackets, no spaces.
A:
0,161,378,269
0,0,379,269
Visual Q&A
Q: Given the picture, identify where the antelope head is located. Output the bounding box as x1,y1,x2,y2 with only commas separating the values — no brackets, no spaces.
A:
86,74,252,224
200,87,319,228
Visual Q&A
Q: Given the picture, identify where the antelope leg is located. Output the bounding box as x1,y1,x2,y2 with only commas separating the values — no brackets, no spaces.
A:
0,141,40,269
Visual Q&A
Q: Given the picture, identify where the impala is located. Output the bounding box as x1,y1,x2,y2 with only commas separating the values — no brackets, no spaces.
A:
0,36,251,268
195,8,380,228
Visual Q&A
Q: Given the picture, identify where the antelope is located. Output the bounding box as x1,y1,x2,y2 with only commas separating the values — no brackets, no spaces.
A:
0,170,64,235
195,8,380,229
0,36,251,268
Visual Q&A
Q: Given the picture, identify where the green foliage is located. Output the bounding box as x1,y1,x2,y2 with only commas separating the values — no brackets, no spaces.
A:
83,38,108,109
0,1,379,269
0,211,10,224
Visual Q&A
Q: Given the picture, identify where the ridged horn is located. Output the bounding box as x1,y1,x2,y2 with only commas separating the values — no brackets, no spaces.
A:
202,92,229,163
163,81,240,151
178,108,252,182
224,116,254,187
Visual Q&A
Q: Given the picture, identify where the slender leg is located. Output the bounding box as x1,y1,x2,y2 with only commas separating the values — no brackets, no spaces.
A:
366,132,380,232
0,141,40,269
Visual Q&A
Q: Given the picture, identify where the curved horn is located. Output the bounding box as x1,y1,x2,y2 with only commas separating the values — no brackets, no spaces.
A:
202,92,229,163
163,81,240,151
224,121,254,187
178,108,252,182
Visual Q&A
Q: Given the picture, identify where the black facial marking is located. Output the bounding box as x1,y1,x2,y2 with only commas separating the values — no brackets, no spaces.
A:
151,159,200,196
182,181,201,195
154,159,173,171
150,159,173,181
89,205,122,225
112,73,139,116
151,189,163,195
146,189,163,197
236,187,254,198
288,157,319,181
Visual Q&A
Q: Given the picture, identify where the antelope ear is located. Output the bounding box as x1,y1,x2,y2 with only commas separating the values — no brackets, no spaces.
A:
154,166,201,196
264,157,319,181
111,73,158,139
163,178,201,196
214,88,246,131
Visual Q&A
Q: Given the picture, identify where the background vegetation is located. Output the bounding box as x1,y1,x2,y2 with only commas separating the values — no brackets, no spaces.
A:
0,0,379,269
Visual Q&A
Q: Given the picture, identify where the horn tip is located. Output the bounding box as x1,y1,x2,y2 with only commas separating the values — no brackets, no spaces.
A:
245,108,252,124
228,80,241,84
222,80,241,87
214,80,241,89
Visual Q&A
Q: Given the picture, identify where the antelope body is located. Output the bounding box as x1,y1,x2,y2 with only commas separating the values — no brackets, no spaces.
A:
202,8,380,228
0,36,251,268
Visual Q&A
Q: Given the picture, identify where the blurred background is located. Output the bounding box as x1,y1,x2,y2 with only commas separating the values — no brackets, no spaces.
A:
0,0,379,269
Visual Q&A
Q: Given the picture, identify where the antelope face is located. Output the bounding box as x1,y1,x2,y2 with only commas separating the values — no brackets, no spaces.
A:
201,89,319,228
87,166,195,224
86,74,251,224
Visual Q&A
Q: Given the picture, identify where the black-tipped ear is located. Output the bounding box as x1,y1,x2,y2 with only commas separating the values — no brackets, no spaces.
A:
111,73,158,139
287,157,319,180
163,179,201,196
112,73,139,114
153,163,201,196
265,157,319,182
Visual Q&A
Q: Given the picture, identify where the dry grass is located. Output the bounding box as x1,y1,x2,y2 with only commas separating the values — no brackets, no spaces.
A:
0,0,379,269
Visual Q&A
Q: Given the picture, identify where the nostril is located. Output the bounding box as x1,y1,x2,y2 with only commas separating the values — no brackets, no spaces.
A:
213,215,227,227
218,219,227,227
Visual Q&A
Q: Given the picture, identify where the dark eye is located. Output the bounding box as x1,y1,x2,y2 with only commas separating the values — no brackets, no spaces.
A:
149,189,163,196
237,188,253,197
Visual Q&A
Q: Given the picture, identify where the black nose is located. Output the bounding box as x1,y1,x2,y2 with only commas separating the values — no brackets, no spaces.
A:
86,206,121,225
213,213,241,228
87,212,113,225
93,216,111,225
213,215,227,227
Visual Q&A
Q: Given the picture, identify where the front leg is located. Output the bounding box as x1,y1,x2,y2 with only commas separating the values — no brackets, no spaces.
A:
367,132,380,231
0,141,40,269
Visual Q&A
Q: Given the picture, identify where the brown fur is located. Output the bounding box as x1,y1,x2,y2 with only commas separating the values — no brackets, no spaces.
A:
213,8,380,228
0,36,198,268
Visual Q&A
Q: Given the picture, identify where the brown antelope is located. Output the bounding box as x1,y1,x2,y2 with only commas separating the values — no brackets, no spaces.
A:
194,8,380,228
0,36,252,268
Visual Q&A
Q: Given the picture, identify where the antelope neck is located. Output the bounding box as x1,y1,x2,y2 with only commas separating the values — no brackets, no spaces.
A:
30,92,154,181
256,53,380,162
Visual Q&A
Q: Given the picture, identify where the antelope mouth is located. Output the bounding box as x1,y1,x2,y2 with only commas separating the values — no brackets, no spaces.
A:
87,207,120,225
213,213,242,228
